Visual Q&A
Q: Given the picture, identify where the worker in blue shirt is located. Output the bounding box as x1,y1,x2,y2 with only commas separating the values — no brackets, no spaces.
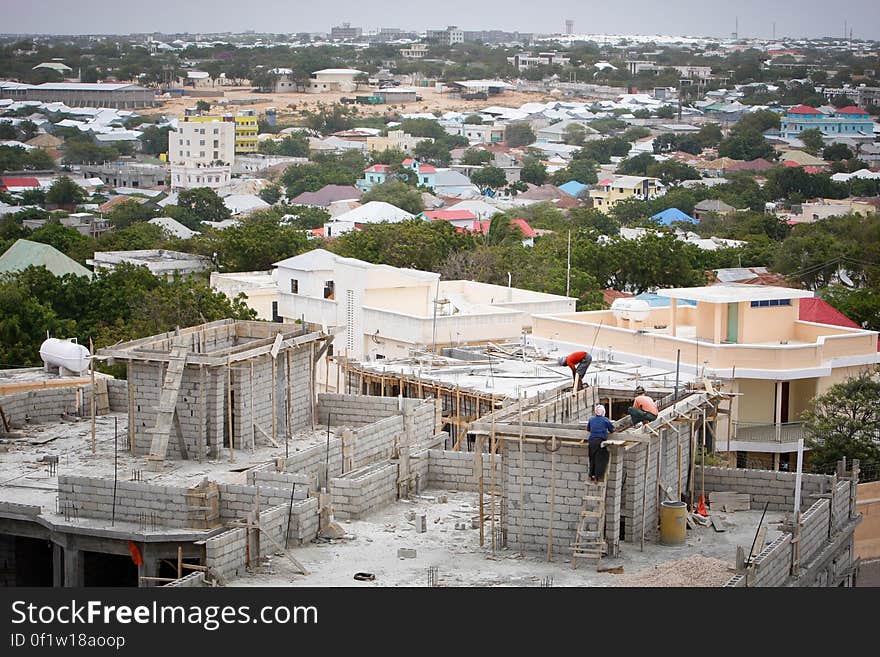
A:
586,404,615,482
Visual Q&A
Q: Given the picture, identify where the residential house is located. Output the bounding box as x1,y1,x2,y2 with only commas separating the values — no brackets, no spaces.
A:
693,199,736,221
169,115,235,190
588,175,662,213
507,52,571,70
21,211,110,240
400,44,428,59
356,158,437,192
306,69,365,93
0,239,92,278
289,185,360,207
779,105,875,141
366,130,428,155
323,201,414,237
530,284,880,470
273,249,575,365
87,250,212,277
535,120,598,144
210,271,278,321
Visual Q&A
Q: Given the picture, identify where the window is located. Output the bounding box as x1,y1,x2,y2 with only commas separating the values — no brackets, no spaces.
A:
750,299,791,308
200,139,205,146
290,279,298,294
323,280,335,299
271,301,279,322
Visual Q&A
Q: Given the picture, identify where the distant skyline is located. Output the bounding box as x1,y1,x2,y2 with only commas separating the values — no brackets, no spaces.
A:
3,1,880,40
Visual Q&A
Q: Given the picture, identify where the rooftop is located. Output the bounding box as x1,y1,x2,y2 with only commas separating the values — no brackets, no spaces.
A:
656,284,815,304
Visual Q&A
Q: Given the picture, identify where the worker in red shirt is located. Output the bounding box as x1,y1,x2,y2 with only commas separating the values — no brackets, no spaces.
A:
557,350,592,390
627,386,659,427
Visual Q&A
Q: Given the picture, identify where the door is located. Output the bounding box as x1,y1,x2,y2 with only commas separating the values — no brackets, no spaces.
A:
726,302,739,343
780,382,790,423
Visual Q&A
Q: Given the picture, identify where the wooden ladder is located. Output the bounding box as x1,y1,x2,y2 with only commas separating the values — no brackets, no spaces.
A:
572,479,607,569
146,338,189,468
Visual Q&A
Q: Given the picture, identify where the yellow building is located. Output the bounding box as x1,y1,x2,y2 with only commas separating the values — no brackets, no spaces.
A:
185,112,259,154
531,285,880,470
589,174,661,213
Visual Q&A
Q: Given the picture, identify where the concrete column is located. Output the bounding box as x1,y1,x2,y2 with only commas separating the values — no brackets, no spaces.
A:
774,381,783,443
53,544,64,588
137,545,159,588
712,303,722,344
670,298,678,337
63,548,83,588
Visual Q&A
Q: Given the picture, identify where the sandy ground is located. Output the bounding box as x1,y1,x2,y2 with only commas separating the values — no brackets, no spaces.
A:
230,490,784,588
140,86,554,122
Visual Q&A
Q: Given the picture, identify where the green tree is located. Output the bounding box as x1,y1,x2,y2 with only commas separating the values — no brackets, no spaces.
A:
655,105,676,119
139,125,171,155
198,209,311,272
463,114,484,125
470,166,507,193
175,187,231,228
799,128,825,154
45,176,85,208
413,139,451,166
695,123,723,148
97,222,167,251
461,148,492,165
106,200,157,229
29,221,95,263
259,182,283,205
505,122,536,148
563,123,587,146
823,143,854,161
717,128,776,161
802,368,880,473
360,180,424,214
821,285,880,332
520,158,547,186
195,100,211,112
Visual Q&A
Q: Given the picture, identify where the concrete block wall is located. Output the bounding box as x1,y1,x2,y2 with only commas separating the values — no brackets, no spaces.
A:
216,483,298,521
603,446,624,556
283,439,343,489
257,504,289,553
426,449,502,492
0,501,42,517
501,440,594,559
231,355,276,449
163,572,207,587
0,385,89,425
749,534,793,587
350,415,403,470
317,393,401,427
832,480,851,533
403,399,437,444
57,476,193,527
248,469,317,493
799,498,830,565
106,379,128,412
204,527,247,581
286,497,320,545
623,441,659,543
330,461,399,520
695,466,836,512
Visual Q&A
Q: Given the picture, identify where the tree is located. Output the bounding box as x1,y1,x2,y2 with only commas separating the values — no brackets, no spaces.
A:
139,125,171,155
802,368,880,473
360,180,424,214
655,105,676,119
195,100,211,112
821,285,880,332
470,166,507,193
461,148,492,166
799,128,825,154
717,128,776,161
621,126,650,142
107,200,157,229
520,158,547,186
505,122,536,148
695,123,723,148
259,182,283,205
413,139,451,166
29,221,95,263
97,222,166,251
823,143,854,162
0,123,17,140
563,123,587,146
175,187,231,228
199,210,311,272
463,114,484,125
617,153,657,176
45,176,85,208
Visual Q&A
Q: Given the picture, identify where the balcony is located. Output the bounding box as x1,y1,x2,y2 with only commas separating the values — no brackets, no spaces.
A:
718,422,807,453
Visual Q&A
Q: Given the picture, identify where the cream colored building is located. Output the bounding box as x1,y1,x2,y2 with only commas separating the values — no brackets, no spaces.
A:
366,130,429,154
531,284,880,469
210,271,279,321
273,249,576,388
169,116,235,190
307,68,365,93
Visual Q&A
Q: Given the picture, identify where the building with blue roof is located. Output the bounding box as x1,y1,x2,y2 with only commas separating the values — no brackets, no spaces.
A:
650,207,697,225
558,180,588,197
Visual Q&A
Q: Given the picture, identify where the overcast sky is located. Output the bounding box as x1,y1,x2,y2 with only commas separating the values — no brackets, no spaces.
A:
3,0,879,40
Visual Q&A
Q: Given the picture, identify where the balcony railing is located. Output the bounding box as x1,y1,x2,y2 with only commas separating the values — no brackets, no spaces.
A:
732,421,804,444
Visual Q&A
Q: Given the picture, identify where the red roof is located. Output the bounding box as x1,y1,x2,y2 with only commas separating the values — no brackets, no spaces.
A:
798,298,860,329
0,176,40,190
728,158,774,172
788,105,823,115
363,164,391,173
782,160,802,168
423,210,477,221
835,106,867,115
455,218,536,238
510,218,536,238
402,158,437,174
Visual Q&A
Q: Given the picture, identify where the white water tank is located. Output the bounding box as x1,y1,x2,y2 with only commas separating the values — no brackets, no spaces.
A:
611,298,651,322
39,338,90,375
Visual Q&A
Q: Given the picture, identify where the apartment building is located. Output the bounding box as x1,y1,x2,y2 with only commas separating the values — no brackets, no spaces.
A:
400,44,429,59
507,52,571,70
780,105,875,139
169,115,235,190
184,110,259,154
530,284,880,470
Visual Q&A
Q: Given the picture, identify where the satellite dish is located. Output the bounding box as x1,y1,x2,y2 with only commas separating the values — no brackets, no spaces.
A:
837,268,854,288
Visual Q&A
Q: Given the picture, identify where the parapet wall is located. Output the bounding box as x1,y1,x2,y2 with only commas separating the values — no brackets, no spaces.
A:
696,466,836,512
58,476,193,528
1,385,89,425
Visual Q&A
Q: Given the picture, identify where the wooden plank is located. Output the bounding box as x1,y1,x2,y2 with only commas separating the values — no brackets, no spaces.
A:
711,516,727,532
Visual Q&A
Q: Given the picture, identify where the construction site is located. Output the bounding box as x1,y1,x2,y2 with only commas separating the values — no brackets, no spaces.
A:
0,321,864,588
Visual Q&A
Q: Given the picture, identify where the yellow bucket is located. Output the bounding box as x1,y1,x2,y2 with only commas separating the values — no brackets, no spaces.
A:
660,501,687,546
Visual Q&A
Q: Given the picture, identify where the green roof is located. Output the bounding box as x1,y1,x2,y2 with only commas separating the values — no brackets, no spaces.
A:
0,239,92,279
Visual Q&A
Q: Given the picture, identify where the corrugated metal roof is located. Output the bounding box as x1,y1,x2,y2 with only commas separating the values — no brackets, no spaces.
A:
0,239,92,278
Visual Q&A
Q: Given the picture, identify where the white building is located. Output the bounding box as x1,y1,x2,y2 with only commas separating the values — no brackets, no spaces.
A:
210,271,278,320
273,249,576,364
323,201,414,237
87,250,212,277
307,69,365,93
169,115,235,190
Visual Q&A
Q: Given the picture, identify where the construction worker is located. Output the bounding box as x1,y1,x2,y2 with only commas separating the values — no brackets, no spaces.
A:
627,386,659,427
587,404,614,482
557,350,592,390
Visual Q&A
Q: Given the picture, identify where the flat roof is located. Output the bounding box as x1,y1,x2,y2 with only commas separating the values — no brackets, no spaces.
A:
656,284,814,304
